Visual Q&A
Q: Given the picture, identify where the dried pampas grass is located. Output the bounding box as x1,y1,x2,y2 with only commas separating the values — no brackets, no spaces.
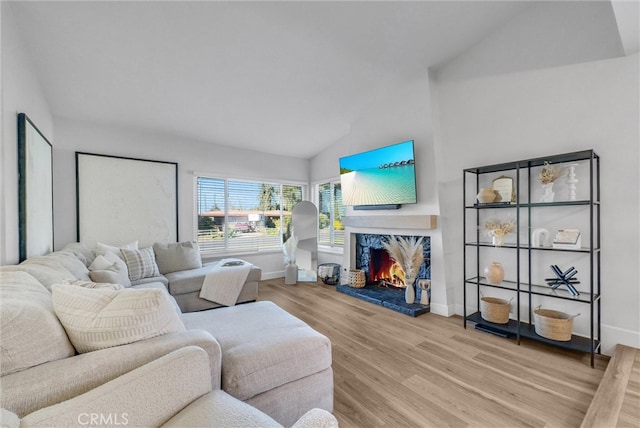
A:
381,235,425,285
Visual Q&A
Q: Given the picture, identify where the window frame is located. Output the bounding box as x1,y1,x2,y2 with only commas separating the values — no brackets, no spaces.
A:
315,178,345,250
194,173,307,257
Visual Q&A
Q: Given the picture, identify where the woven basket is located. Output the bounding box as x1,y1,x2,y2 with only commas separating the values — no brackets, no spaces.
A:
534,307,579,341
480,296,512,324
348,269,366,288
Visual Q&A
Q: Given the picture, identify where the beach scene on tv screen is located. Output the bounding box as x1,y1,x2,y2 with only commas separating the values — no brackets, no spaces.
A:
340,141,416,206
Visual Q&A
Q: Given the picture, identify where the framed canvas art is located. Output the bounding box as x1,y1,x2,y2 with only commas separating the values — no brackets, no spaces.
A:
18,113,54,262
76,152,178,248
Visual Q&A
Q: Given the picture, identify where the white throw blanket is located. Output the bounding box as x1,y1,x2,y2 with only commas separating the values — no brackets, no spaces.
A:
199,259,252,306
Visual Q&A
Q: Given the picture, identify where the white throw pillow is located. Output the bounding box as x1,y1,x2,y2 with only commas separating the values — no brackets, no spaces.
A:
63,278,124,290
95,241,139,260
52,283,185,353
120,247,160,281
153,241,202,274
89,253,131,287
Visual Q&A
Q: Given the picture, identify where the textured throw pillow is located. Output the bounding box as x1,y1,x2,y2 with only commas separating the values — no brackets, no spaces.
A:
120,247,161,281
52,284,185,353
153,241,203,274
63,278,124,291
89,253,131,287
95,241,139,260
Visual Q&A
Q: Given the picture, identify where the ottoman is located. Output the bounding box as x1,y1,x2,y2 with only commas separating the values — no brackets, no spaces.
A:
181,301,333,427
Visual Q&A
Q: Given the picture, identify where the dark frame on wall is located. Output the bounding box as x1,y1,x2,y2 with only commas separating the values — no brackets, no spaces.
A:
76,152,178,248
18,113,54,262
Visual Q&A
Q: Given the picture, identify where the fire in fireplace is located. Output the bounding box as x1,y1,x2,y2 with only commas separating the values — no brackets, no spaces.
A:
368,248,406,288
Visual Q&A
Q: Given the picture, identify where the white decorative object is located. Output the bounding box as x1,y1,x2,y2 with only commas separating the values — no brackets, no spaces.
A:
283,229,298,265
552,229,582,249
566,163,579,201
532,228,550,248
540,182,555,202
285,262,298,285
418,279,431,305
405,280,415,304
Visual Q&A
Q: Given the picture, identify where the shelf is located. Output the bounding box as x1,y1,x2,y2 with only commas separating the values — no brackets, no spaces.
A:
463,150,600,366
464,149,598,175
465,241,594,253
467,200,595,209
465,276,598,303
466,312,600,354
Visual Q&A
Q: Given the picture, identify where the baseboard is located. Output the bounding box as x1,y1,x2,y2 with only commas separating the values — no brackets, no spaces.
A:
430,303,456,317
601,324,640,356
260,271,285,280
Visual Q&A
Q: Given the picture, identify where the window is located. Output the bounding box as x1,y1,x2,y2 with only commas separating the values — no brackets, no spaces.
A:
318,181,344,247
196,176,303,255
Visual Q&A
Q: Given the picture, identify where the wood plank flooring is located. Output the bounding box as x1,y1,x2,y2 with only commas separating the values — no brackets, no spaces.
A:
258,278,608,428
579,344,640,428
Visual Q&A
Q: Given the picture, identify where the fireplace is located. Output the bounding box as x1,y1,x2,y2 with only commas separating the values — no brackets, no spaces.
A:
336,233,431,317
355,233,430,287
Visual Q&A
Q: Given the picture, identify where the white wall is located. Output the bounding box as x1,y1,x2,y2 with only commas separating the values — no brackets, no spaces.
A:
310,76,453,315
1,2,54,265
49,118,309,278
433,53,639,354
435,0,624,81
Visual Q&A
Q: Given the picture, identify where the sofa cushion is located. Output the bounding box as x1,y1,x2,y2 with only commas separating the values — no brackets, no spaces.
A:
45,251,91,281
165,262,261,296
153,241,202,274
181,301,332,401
17,257,77,291
89,253,131,287
62,242,96,266
95,240,138,259
162,390,282,428
0,269,76,376
120,247,160,281
52,284,185,353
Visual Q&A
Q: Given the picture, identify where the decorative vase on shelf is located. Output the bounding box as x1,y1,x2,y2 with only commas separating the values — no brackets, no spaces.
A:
404,276,416,304
476,188,496,204
540,182,555,203
284,262,298,285
491,233,504,247
484,262,504,285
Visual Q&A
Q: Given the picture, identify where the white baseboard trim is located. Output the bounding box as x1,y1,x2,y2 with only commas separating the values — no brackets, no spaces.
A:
260,271,284,280
430,303,456,317
601,324,640,356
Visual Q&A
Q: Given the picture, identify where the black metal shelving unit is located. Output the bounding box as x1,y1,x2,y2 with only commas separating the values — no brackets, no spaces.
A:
463,150,601,367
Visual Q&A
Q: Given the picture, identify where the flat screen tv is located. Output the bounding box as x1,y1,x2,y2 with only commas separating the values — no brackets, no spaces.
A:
339,140,417,208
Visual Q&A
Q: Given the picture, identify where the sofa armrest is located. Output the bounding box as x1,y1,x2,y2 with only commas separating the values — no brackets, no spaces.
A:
292,408,339,428
20,346,212,428
1,330,221,417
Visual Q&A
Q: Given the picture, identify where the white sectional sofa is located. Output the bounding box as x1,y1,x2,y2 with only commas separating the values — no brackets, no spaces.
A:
0,248,334,427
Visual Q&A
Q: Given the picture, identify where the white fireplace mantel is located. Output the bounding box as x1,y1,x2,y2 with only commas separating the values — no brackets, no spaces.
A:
342,215,437,230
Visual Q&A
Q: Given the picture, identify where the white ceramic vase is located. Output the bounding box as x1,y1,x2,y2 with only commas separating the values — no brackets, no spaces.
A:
285,262,298,285
405,276,415,304
540,182,555,202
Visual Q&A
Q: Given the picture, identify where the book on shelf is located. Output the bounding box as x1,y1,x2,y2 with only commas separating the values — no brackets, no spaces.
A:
552,229,581,249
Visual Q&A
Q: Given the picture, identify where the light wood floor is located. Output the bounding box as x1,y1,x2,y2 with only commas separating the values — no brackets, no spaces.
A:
258,278,608,428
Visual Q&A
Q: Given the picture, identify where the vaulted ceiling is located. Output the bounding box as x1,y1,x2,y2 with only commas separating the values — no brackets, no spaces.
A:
6,1,633,159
